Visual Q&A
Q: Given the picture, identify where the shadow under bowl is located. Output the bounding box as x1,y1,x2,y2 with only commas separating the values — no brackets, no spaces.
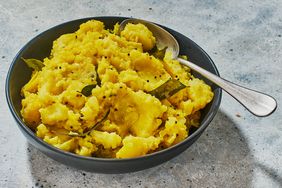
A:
5,16,222,173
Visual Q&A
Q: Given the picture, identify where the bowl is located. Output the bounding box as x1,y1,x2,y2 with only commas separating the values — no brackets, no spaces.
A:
5,16,222,173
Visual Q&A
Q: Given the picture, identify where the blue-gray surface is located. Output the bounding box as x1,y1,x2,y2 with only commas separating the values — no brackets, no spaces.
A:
0,0,281,187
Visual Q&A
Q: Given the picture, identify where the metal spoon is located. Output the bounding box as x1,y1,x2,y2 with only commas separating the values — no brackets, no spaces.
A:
119,18,277,117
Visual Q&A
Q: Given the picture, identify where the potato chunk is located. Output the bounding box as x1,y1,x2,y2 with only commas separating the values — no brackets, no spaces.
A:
116,135,160,158
90,130,122,149
39,103,69,126
121,23,156,51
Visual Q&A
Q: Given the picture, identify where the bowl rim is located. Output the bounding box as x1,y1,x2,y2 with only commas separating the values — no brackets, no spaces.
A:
5,16,222,163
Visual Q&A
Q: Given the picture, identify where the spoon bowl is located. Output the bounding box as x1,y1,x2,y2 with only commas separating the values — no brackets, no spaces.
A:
120,18,277,117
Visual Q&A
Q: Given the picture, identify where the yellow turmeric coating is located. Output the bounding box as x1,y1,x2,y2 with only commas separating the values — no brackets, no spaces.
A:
21,20,213,158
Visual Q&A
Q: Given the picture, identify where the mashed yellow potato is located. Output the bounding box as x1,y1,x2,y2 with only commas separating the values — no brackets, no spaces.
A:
21,20,213,158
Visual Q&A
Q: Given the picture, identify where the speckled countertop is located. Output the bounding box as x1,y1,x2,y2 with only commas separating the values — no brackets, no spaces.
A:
1,0,281,187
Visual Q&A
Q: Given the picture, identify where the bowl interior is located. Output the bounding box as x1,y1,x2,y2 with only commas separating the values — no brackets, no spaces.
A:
6,16,221,160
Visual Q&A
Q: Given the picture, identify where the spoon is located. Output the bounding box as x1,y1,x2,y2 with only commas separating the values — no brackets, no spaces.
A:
119,18,277,117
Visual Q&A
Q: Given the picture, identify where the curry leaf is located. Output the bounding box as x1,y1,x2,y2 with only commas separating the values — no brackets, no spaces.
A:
95,65,101,87
148,79,186,100
21,57,44,71
149,46,168,60
81,84,96,97
88,110,110,131
68,110,110,137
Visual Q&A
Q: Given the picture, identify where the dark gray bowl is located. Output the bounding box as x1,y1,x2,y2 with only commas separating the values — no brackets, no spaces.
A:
5,16,222,173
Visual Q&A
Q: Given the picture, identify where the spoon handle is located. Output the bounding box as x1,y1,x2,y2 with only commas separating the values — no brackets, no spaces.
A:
177,58,277,117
